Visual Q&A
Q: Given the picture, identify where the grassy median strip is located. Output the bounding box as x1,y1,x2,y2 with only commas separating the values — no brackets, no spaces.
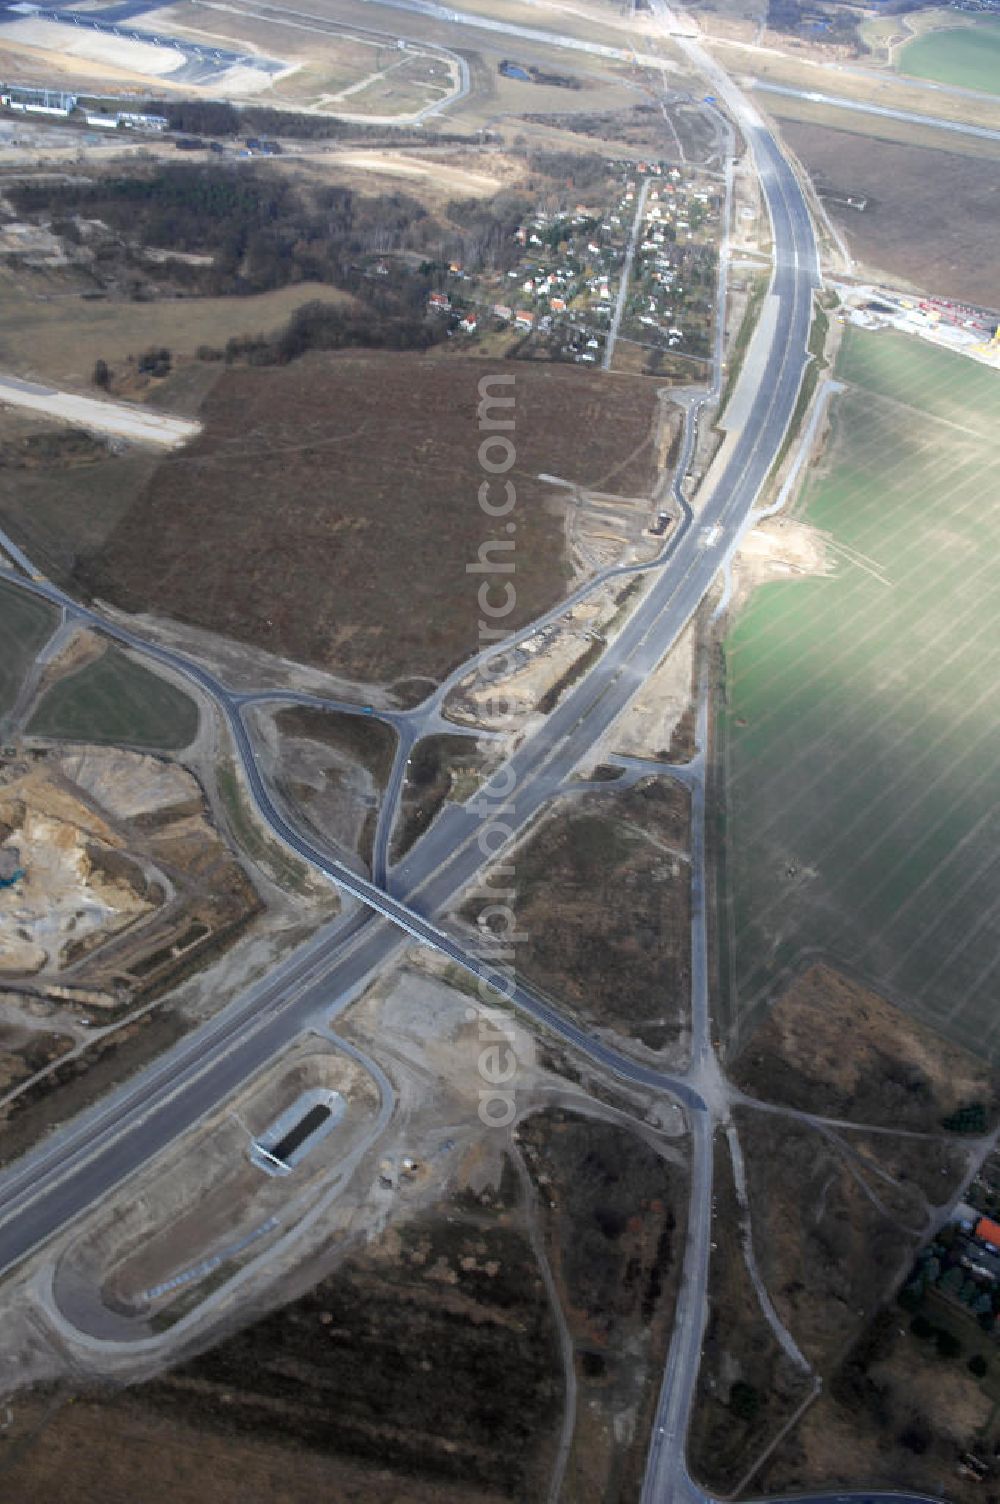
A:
216,761,314,896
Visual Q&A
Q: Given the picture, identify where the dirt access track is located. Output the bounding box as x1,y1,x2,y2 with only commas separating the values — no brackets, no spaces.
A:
73,350,669,691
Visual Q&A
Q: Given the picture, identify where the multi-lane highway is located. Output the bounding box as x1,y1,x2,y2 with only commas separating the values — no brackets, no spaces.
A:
0,8,916,1501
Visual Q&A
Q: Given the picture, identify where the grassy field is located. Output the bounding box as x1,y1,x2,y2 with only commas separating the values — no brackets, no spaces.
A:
28,646,199,750
779,120,1000,305
717,329,1000,1058
215,761,314,895
0,435,159,587
859,12,902,58
898,19,1000,95
0,580,56,722
0,281,354,391
339,51,454,116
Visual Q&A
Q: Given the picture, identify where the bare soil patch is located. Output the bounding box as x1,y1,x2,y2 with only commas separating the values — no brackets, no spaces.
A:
271,706,397,868
609,620,696,764
72,351,666,688
689,1130,812,1496
0,1394,503,1504
464,777,691,1054
736,1109,924,1371
2,1187,564,1503
780,120,1000,305
318,146,513,205
733,963,1000,1131
518,1108,688,1503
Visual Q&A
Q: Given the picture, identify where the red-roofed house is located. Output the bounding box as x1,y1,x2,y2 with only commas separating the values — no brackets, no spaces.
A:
976,1216,1000,1250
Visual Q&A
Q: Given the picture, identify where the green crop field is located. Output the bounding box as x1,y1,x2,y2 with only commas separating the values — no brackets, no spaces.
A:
898,21,1000,96
717,329,1000,1057
28,646,199,751
0,580,57,724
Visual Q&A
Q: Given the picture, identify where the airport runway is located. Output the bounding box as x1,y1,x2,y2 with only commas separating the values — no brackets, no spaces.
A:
0,0,283,86
751,78,1000,143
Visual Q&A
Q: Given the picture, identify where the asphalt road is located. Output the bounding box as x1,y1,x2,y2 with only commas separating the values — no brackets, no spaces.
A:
0,106,817,1504
640,12,817,1501
749,1496,951,1504
604,176,651,369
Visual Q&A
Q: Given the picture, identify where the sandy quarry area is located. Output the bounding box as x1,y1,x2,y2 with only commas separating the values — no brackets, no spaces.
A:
608,620,696,764
0,762,155,976
731,514,831,606
0,222,66,264
59,746,198,822
0,747,246,985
